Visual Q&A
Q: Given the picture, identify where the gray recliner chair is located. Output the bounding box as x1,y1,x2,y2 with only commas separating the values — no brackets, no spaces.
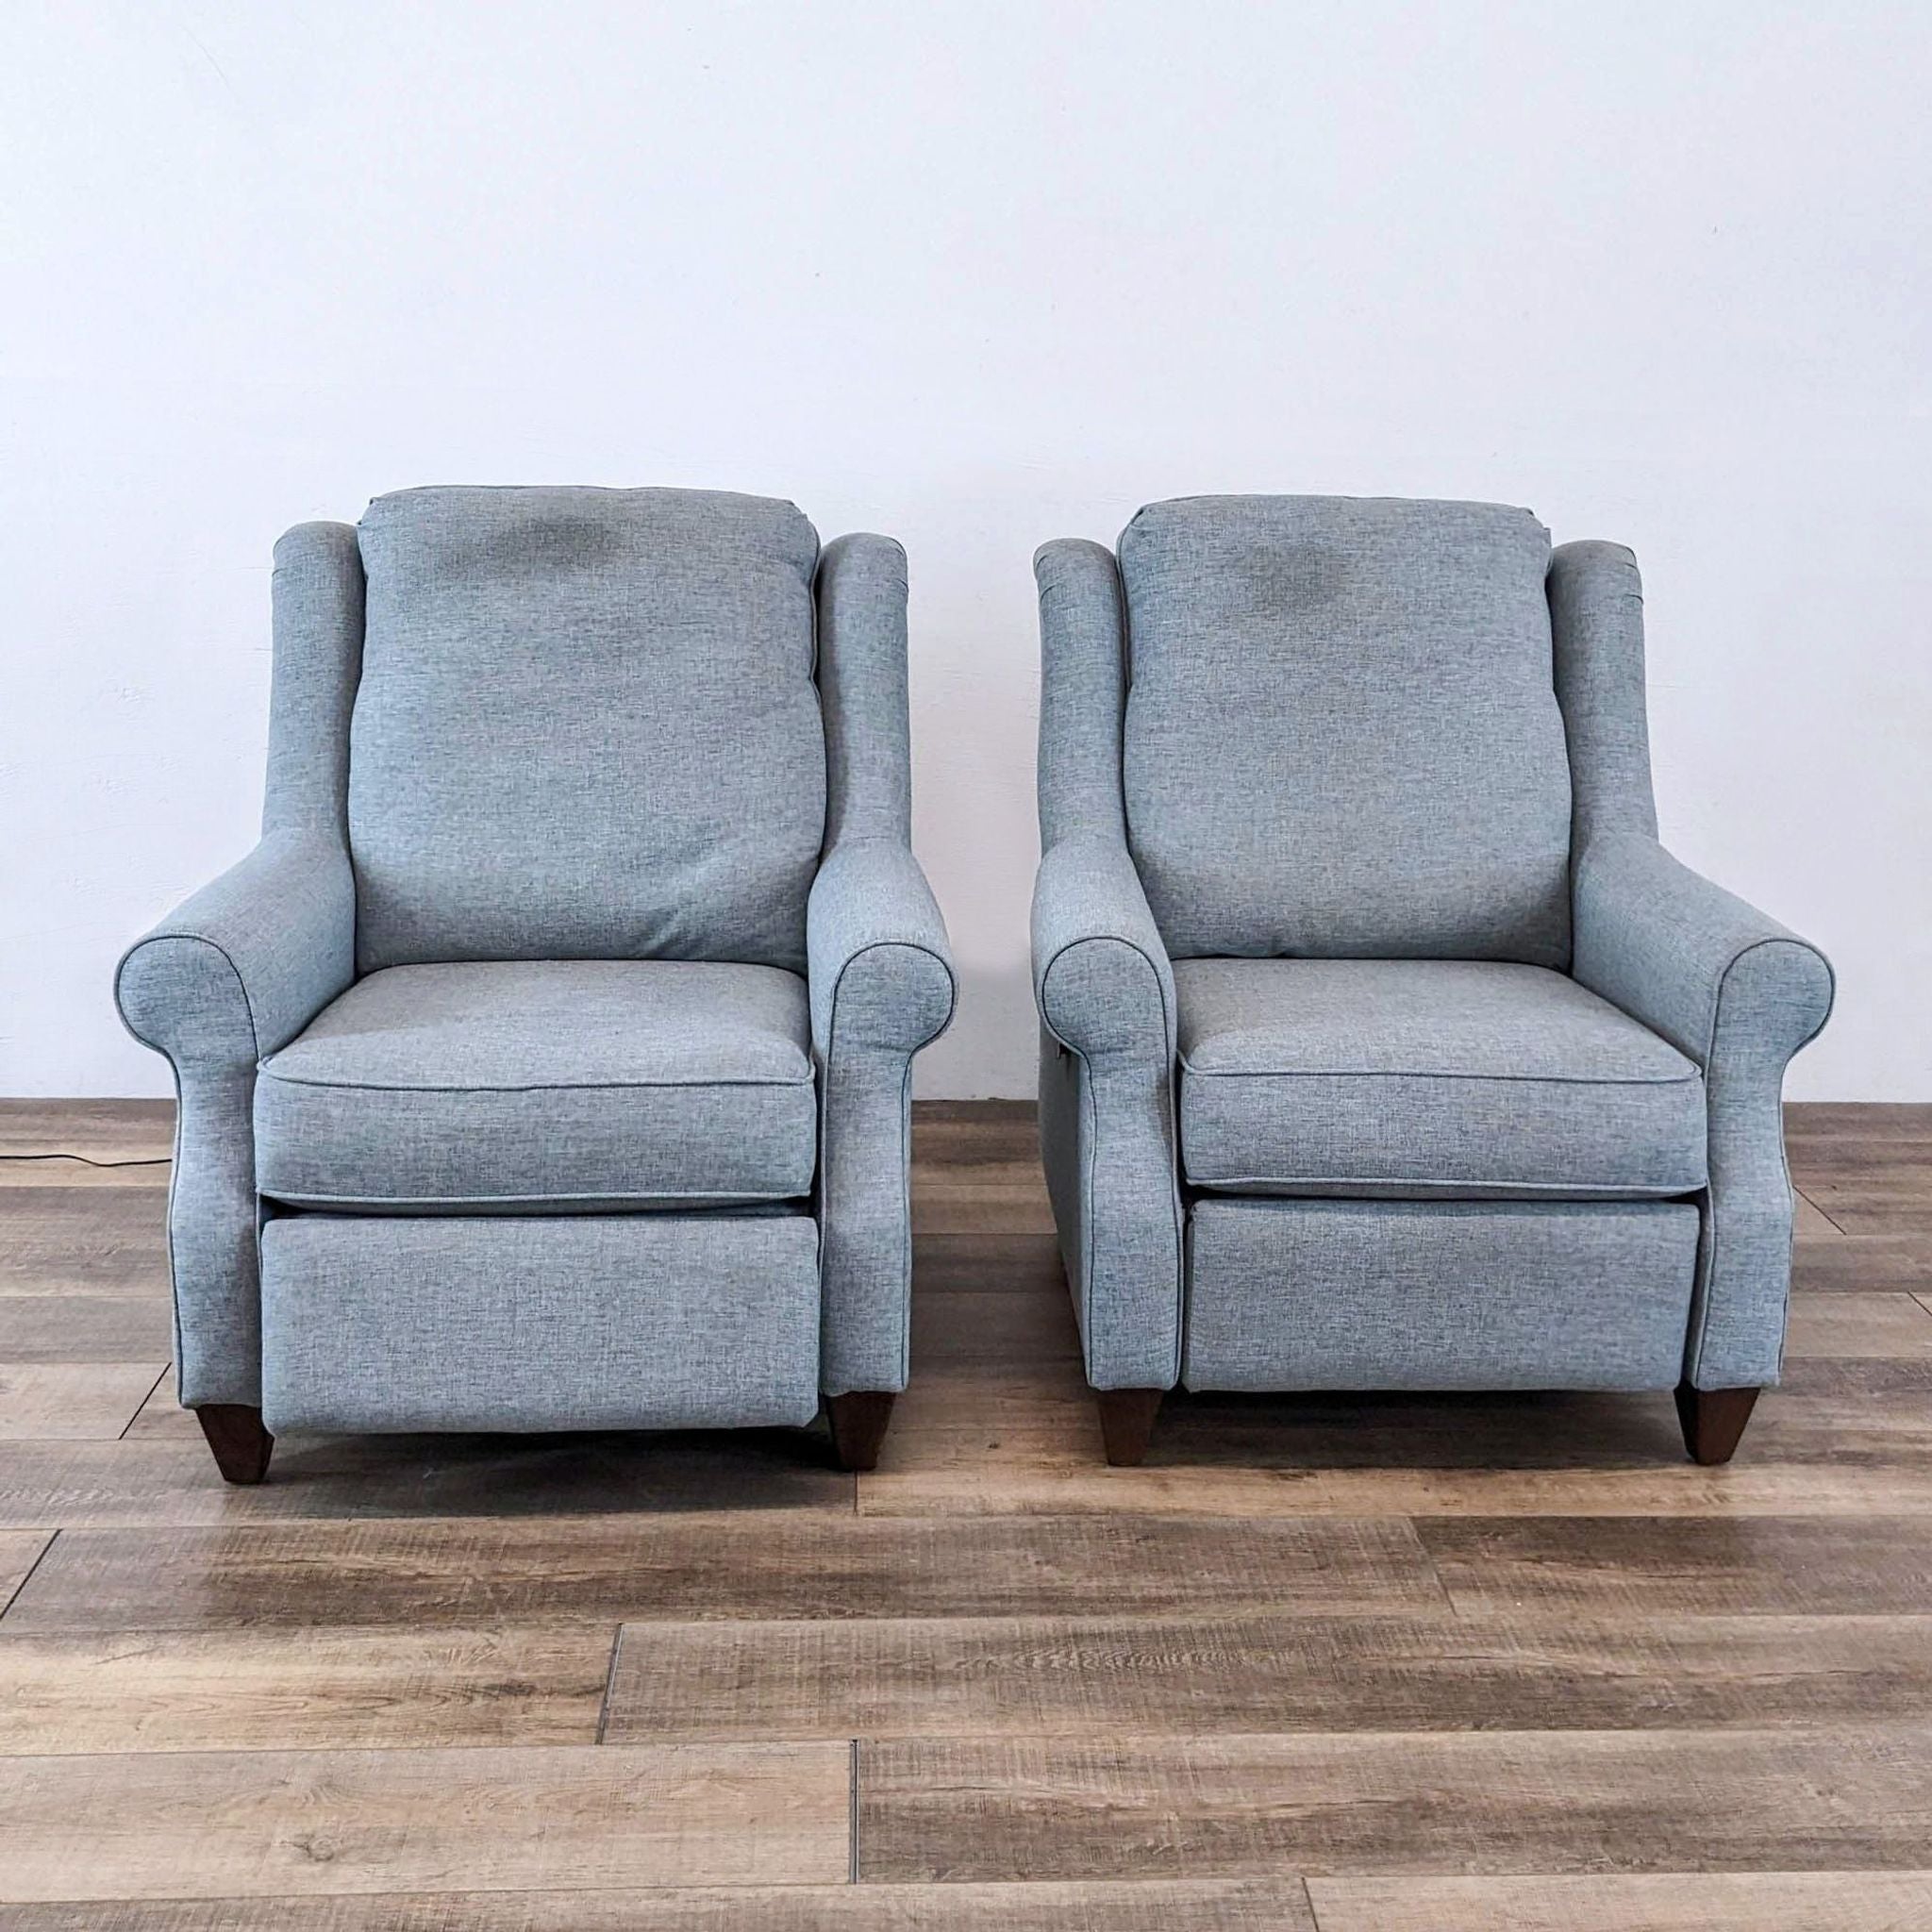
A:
117,486,954,1483
1031,494,1831,1466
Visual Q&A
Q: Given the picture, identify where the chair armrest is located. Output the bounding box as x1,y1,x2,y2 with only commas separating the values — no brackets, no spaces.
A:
1573,833,1833,1072
1574,833,1833,1391
1031,832,1182,1390
114,830,357,1072
808,836,954,1397
807,838,956,1061
1033,833,1175,1063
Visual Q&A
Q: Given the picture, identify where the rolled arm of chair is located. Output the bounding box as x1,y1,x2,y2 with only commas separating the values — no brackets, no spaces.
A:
1032,833,1183,1391
113,828,355,1408
808,837,957,1396
1034,833,1176,1060
808,839,955,1061
115,829,358,1071
1573,834,1833,1071
1573,832,1834,1389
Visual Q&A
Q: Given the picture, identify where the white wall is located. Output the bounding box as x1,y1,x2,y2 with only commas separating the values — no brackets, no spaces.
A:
3,0,1928,1099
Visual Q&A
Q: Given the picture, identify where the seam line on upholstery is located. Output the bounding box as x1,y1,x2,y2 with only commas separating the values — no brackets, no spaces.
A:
263,1187,810,1208
112,956,261,1407
820,924,958,1394
894,1051,917,1389
822,940,958,1069
1702,935,1837,1069
116,932,262,1064
1039,933,1174,1063
163,1065,187,1403
1189,1174,1703,1196
1041,924,1182,1388
1176,1061,1698,1087
1073,1047,1099,1374
1686,932,1837,1379
825,939,958,1041
257,1073,817,1093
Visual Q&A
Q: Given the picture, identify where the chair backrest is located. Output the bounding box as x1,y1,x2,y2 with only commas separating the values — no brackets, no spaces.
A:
346,486,825,973
1118,494,1573,965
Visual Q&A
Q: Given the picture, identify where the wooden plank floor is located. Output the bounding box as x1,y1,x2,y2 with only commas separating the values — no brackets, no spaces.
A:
0,1098,1929,1925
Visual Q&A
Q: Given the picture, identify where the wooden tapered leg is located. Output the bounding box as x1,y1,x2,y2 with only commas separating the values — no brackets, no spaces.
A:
826,1391,896,1472
1094,1387,1164,1467
195,1404,274,1485
1675,1382,1761,1466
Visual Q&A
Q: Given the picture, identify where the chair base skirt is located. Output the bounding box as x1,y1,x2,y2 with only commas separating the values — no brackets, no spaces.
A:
258,1211,823,1435
1181,1195,1701,1393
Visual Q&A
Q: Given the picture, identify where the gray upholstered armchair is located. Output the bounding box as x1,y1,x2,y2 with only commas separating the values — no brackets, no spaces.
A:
116,487,954,1483
1032,495,1831,1466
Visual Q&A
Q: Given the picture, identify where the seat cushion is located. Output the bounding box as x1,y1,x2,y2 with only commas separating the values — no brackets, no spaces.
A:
1119,495,1573,966
350,487,825,974
255,960,817,1210
1175,958,1706,1199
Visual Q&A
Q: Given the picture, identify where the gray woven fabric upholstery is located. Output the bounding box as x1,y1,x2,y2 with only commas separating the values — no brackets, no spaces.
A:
1547,541,1658,846
1184,1197,1699,1391
1119,496,1572,966
112,522,366,1407
809,534,957,1396
1034,834,1184,1389
1033,497,1829,1407
1037,539,1136,849
256,960,815,1209
1032,536,1185,1391
351,487,825,974
1574,834,1833,1387
809,840,954,1392
260,1213,822,1432
115,494,952,1436
264,522,365,836
114,829,356,1406
1176,958,1705,1199
1554,539,1834,1388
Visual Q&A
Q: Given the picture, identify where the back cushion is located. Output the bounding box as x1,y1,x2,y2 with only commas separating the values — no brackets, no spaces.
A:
1120,495,1572,965
350,487,824,973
